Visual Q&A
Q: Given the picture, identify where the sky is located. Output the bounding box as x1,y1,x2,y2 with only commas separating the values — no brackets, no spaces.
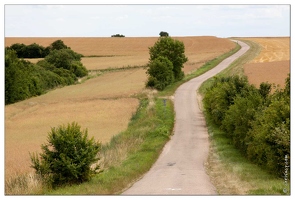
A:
0,1,294,197
3,2,291,38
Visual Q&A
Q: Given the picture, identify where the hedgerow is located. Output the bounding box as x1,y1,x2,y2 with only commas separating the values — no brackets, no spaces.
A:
203,75,290,177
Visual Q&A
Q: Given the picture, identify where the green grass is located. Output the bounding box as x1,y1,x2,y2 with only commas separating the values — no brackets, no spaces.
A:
198,39,261,95
45,98,174,194
204,114,290,195
219,39,261,76
158,42,241,97
199,39,290,195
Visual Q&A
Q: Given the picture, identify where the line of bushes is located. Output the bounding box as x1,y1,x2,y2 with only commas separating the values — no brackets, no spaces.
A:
5,44,88,105
203,75,290,178
5,39,78,58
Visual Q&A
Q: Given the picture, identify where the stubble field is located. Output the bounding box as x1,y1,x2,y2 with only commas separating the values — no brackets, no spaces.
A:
5,36,235,179
242,37,290,88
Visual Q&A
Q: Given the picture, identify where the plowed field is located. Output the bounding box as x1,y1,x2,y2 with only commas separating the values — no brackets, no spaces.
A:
242,37,290,88
5,36,235,178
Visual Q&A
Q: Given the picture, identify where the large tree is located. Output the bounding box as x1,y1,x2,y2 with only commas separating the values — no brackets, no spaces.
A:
146,56,174,90
148,37,188,81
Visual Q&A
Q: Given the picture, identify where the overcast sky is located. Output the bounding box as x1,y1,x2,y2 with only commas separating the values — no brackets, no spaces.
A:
4,3,290,38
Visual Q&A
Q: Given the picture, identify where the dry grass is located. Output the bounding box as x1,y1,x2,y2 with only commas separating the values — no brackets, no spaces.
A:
239,37,290,87
205,146,253,195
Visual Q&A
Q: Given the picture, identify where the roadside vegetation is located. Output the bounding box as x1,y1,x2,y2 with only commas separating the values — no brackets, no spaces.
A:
30,122,101,189
199,39,290,195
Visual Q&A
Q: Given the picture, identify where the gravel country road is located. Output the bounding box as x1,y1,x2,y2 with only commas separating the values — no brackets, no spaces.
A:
122,40,250,195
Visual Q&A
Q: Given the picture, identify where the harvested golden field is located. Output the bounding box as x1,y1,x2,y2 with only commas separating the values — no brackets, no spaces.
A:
244,60,290,88
5,36,235,179
244,37,290,63
6,36,235,73
241,37,290,87
5,68,145,178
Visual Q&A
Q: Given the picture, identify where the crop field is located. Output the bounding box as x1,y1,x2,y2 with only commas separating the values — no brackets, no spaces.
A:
5,36,235,179
5,68,147,178
241,37,290,88
6,36,235,73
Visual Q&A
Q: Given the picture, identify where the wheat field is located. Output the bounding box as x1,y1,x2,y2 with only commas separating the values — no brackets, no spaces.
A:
5,36,235,179
242,37,290,87
6,36,235,73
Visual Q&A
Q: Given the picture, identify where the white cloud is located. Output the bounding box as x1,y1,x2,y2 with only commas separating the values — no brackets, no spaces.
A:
4,4,290,37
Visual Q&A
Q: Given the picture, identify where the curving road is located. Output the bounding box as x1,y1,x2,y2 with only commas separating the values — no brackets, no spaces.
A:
122,40,250,195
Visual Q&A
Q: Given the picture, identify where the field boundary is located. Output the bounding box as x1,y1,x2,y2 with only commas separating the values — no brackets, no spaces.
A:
88,64,146,73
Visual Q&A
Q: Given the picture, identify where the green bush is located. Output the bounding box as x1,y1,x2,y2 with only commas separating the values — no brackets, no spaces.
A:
159,31,169,37
7,43,51,58
5,40,87,105
71,61,88,77
111,34,125,37
5,49,29,104
146,56,174,90
49,39,69,50
30,122,101,188
221,89,264,155
203,76,249,126
148,36,188,81
203,74,290,177
5,50,49,104
44,48,87,77
247,77,290,177
7,39,74,58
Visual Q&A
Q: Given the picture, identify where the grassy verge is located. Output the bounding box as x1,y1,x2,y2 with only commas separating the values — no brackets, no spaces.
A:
198,39,261,94
218,39,261,77
199,39,290,195
45,97,174,194
158,42,241,97
203,115,289,195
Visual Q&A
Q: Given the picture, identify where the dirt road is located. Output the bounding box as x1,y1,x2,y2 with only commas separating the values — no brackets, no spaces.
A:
122,40,250,195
